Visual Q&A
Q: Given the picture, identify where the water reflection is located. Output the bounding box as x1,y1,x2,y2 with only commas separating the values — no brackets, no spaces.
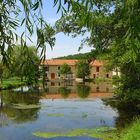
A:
102,99,140,129
76,84,91,98
43,81,113,99
0,82,139,140
0,89,41,125
58,87,71,99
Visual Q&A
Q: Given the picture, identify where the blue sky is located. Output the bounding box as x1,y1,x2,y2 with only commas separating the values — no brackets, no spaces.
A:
18,0,92,59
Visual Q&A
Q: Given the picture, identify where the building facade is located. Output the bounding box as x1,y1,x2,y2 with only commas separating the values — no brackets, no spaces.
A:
42,59,113,81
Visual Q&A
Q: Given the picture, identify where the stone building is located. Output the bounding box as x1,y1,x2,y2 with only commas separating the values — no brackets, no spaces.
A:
42,59,113,81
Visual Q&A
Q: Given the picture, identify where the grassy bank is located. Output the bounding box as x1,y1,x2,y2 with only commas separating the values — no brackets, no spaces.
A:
118,119,140,140
100,119,140,140
0,77,26,90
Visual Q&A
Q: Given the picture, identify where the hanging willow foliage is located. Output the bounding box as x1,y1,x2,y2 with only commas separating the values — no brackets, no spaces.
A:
0,0,56,65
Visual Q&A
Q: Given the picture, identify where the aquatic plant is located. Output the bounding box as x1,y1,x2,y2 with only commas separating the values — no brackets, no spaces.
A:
32,126,116,139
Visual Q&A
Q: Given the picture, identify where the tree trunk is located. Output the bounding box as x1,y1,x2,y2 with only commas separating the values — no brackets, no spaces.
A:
0,93,3,108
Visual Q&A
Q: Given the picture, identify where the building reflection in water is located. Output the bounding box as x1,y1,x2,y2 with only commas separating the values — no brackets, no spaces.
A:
43,81,114,99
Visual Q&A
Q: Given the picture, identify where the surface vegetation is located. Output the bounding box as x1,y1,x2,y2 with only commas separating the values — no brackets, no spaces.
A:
33,119,140,140
33,126,116,139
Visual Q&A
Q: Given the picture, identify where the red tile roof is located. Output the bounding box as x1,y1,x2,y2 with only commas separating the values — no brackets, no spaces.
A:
42,59,103,66
90,60,103,66
43,59,78,66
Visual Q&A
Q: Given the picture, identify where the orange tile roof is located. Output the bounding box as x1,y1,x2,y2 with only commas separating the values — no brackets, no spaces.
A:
42,59,103,66
90,60,104,66
43,59,78,66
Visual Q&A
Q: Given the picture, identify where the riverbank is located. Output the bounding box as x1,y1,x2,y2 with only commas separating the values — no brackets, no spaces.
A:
98,119,140,140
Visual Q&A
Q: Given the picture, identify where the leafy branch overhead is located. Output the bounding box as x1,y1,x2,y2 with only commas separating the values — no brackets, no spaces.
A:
54,0,140,97
0,0,55,64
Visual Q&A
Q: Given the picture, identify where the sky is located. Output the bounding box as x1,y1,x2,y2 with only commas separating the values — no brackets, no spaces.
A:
18,0,92,59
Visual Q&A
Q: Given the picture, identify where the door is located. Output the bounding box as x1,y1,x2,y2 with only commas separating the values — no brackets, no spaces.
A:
51,73,55,79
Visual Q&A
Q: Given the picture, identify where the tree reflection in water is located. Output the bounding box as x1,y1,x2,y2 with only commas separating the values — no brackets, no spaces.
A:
102,98,140,129
58,87,71,99
0,89,41,126
76,84,91,99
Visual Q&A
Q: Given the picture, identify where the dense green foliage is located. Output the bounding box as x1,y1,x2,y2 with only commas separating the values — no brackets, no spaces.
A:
11,46,39,84
76,60,91,81
1,0,140,99
0,77,25,90
55,0,140,101
59,63,71,75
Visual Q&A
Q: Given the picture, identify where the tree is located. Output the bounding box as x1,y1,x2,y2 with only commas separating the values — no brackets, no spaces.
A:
54,0,140,100
0,63,4,84
0,0,56,65
59,63,71,79
1,0,140,99
76,60,91,81
10,45,40,84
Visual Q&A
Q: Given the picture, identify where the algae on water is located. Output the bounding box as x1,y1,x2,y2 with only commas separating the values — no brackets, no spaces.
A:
32,126,116,139
46,113,64,117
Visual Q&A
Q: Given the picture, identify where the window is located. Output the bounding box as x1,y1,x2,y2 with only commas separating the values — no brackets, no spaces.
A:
106,74,109,78
93,74,96,78
58,74,60,77
106,88,109,92
96,67,100,72
45,66,49,71
58,66,60,70
96,87,100,92
51,82,55,86
51,73,55,79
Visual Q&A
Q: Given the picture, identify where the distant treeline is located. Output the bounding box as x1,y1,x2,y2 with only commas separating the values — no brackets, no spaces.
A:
55,51,96,60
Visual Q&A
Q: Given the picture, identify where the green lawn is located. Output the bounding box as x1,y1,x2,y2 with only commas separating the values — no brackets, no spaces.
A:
0,77,26,90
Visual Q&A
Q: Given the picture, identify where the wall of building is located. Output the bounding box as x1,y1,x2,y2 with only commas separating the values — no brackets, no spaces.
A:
44,64,113,81
46,65,76,80
90,66,113,79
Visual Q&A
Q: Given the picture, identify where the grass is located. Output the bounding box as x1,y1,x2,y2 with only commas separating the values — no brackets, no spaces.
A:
0,77,26,90
99,119,140,140
116,119,140,140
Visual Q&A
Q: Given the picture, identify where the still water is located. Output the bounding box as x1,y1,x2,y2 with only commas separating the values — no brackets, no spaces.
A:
0,82,139,140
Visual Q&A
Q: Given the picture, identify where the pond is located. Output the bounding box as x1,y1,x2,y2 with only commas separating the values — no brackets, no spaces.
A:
0,81,139,140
